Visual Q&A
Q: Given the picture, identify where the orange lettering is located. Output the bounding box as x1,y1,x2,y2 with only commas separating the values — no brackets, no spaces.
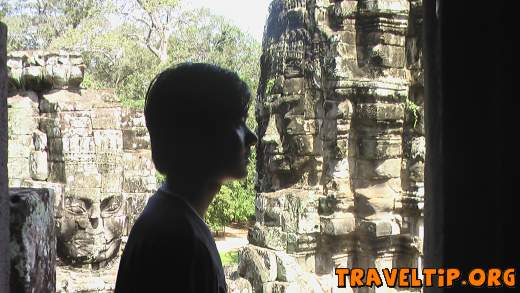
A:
422,268,436,287
503,268,516,287
446,269,460,286
469,268,486,287
382,268,398,287
366,268,383,287
410,268,422,287
487,268,501,287
335,268,349,287
399,268,410,287
350,268,364,287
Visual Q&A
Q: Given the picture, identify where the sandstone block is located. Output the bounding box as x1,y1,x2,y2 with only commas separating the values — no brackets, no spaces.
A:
92,107,122,130
356,158,402,179
9,188,56,293
320,214,355,236
8,157,30,179
8,135,33,158
275,252,301,282
356,103,404,122
29,150,48,180
122,128,150,150
248,223,287,251
33,129,48,151
358,136,402,159
7,91,38,109
8,108,38,136
239,245,277,291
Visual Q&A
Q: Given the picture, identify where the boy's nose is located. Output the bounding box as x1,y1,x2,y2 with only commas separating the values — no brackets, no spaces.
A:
245,127,258,147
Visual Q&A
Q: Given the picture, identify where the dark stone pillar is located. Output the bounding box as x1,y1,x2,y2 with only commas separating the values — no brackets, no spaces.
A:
424,0,513,292
0,21,10,293
9,188,56,293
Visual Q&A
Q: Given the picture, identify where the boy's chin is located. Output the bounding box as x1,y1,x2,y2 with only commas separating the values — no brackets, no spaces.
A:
222,166,248,181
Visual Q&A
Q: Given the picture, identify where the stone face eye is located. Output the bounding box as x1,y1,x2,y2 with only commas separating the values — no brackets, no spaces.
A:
101,196,122,215
65,198,87,215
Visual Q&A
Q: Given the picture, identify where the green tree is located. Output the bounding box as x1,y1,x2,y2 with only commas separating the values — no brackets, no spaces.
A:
2,0,111,50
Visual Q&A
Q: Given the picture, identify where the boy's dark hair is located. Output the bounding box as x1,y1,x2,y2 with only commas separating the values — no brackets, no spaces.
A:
144,63,252,182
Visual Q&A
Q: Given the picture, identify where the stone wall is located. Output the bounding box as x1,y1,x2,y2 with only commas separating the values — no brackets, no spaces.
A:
239,0,425,292
9,188,56,293
6,50,157,292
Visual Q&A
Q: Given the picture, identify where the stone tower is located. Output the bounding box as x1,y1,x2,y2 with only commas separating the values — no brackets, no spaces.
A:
238,0,424,292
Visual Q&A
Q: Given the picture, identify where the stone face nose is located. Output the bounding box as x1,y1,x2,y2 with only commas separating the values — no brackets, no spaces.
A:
89,203,101,229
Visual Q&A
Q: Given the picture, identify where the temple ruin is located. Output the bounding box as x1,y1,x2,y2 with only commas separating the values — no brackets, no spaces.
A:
7,50,157,292
5,0,425,292
236,0,425,292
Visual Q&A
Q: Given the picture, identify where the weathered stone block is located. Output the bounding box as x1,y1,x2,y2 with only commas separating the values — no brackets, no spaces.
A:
248,223,287,251
286,233,317,254
358,137,402,159
356,103,404,122
19,180,64,214
40,90,91,113
7,108,38,136
39,116,62,138
262,281,299,293
7,91,38,109
122,151,154,176
68,66,83,87
256,193,285,227
226,276,253,293
9,188,56,293
283,78,305,95
91,107,122,130
67,171,102,188
121,108,146,128
48,161,65,182
7,157,30,179
359,218,401,237
101,175,123,193
122,128,150,150
405,160,424,182
408,136,425,161
275,252,301,282
29,150,48,180
63,186,101,201
93,130,123,152
356,158,402,179
320,214,355,236
33,129,48,151
122,176,156,193
124,193,151,234
239,245,277,292
62,134,95,154
8,134,33,158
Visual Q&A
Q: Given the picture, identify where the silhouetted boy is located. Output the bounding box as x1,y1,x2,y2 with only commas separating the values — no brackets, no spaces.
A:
115,63,257,293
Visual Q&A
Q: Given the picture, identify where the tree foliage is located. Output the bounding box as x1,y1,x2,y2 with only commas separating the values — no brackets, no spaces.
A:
2,0,261,231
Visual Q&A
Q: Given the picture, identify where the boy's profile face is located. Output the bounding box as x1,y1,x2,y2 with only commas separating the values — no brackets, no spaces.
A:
219,119,257,181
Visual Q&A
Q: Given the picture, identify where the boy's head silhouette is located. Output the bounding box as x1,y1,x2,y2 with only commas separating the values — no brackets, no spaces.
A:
144,63,257,203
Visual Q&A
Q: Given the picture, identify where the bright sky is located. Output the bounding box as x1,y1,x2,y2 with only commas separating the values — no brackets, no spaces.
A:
184,0,272,42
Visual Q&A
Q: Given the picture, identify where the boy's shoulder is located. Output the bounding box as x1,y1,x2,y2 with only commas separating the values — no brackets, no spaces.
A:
128,190,197,243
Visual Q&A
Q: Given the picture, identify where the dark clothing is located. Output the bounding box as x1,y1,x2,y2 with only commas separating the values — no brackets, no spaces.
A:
115,186,227,293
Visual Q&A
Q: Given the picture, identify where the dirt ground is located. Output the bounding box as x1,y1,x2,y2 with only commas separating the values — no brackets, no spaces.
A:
214,223,249,252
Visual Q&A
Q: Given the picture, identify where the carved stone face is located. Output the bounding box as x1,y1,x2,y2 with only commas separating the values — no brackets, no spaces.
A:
57,192,125,266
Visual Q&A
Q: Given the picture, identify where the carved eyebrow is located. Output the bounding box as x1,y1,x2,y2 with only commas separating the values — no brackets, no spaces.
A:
78,197,93,206
100,194,123,201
